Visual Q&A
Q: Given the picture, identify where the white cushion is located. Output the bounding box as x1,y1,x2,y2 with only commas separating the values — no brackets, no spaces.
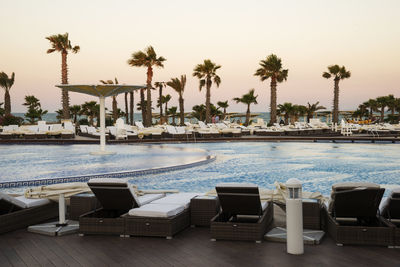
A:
137,193,165,206
128,203,185,218
0,192,50,209
151,192,201,209
261,201,268,211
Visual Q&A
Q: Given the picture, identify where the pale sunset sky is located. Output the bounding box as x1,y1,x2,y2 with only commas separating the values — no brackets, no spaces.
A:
1,0,399,113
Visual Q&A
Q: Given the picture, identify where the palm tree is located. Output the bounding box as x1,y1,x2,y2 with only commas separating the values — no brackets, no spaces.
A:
322,65,351,124
70,105,81,124
386,94,396,116
353,103,369,119
168,106,178,125
167,75,186,126
99,78,119,123
81,101,98,126
217,101,229,120
293,105,307,123
376,96,389,122
305,101,326,122
193,59,221,123
192,104,206,121
365,99,378,120
233,89,258,126
127,46,166,127
0,72,15,116
154,81,166,124
129,91,134,125
277,102,294,125
163,94,172,119
254,54,288,125
46,33,80,119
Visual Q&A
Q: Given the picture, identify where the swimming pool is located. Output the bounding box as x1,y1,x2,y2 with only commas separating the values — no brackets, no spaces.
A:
1,142,399,196
126,142,400,196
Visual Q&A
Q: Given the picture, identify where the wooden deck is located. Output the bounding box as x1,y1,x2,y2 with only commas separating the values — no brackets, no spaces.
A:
1,207,400,267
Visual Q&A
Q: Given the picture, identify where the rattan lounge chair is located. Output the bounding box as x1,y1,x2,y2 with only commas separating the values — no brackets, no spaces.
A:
210,183,274,243
380,188,400,247
322,182,394,246
0,192,58,234
79,178,165,236
123,192,200,239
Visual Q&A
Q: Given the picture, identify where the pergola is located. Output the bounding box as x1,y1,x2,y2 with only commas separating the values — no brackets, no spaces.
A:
56,84,145,154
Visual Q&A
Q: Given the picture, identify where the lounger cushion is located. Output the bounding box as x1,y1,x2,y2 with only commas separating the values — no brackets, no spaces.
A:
128,203,185,218
0,192,50,209
151,192,201,209
137,194,165,206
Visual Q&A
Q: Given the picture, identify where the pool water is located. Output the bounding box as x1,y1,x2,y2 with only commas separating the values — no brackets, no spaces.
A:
127,142,400,196
0,144,210,182
1,142,399,196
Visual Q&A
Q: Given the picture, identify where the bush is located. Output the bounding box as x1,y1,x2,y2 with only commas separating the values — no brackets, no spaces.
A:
0,114,24,126
78,118,89,125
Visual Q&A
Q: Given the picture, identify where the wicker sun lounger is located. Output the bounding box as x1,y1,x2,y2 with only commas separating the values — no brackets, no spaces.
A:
79,178,164,236
381,188,400,246
210,183,274,243
124,192,199,239
0,192,58,234
323,182,394,247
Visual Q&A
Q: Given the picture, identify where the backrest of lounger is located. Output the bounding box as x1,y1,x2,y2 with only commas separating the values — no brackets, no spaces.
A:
216,183,262,217
88,178,140,213
332,187,384,218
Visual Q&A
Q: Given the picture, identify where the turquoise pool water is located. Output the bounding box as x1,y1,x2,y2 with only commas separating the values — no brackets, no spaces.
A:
1,142,399,195
126,142,400,196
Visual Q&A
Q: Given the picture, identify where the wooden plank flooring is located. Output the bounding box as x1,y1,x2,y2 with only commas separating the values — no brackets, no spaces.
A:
1,224,400,267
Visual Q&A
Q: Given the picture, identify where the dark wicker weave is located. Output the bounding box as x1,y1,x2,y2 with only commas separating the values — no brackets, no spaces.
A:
210,201,273,243
322,206,394,246
0,201,58,234
70,193,101,220
79,209,125,236
302,200,321,230
190,197,220,227
123,208,191,239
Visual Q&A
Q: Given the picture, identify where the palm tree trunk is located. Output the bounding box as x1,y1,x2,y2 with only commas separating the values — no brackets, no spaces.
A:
165,102,168,124
130,92,134,125
205,79,211,123
369,109,373,120
333,79,340,124
61,52,70,120
159,86,163,124
4,90,11,116
223,108,226,120
112,96,118,122
140,89,146,124
380,108,385,122
124,92,129,124
284,114,289,125
146,67,153,127
270,78,277,124
245,105,250,126
172,115,176,125
179,94,184,126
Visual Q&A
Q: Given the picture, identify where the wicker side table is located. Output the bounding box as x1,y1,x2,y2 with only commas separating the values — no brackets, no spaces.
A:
70,193,101,220
302,199,321,230
190,196,220,227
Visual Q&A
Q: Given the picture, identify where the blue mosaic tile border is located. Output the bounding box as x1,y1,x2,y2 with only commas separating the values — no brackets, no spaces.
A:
0,155,216,189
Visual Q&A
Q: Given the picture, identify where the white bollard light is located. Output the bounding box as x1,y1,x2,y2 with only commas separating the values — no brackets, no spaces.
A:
286,178,304,255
